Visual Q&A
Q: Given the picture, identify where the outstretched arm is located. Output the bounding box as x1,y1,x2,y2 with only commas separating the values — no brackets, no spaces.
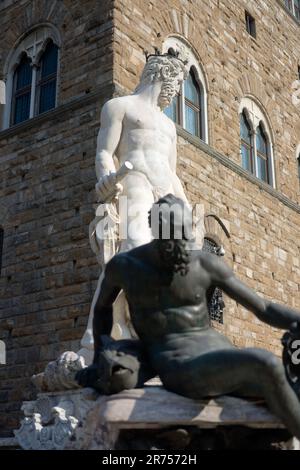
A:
93,256,122,362
201,252,300,330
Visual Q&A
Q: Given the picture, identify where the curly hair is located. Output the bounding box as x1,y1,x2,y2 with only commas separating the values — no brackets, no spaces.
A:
135,55,188,92
148,194,193,276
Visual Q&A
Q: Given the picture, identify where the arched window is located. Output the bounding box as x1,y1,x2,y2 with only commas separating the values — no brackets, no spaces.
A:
165,67,204,139
162,37,208,143
256,124,269,183
240,111,253,172
37,41,58,114
2,25,60,129
285,0,300,20
12,55,32,125
239,97,275,187
184,69,202,138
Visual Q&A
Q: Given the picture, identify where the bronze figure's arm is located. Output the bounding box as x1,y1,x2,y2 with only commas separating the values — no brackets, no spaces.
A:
201,252,300,330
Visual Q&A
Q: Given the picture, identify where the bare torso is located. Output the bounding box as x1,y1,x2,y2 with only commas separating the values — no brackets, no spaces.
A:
115,95,177,194
114,246,234,373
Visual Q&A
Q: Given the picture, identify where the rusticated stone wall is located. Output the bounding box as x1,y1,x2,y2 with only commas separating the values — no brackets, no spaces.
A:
0,0,299,437
0,0,114,435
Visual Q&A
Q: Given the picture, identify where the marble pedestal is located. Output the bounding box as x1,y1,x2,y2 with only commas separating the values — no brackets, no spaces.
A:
14,384,299,450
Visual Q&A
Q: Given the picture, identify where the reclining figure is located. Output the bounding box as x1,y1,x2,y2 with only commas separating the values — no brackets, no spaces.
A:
77,194,300,439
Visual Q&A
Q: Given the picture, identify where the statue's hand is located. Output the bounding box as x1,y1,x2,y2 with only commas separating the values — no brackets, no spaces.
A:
95,173,123,203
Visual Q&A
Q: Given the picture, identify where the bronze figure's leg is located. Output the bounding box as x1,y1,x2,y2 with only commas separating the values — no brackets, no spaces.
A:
159,347,300,439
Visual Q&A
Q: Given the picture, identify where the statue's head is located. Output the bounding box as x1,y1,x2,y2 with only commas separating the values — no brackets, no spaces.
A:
148,194,192,240
136,50,188,109
148,194,193,276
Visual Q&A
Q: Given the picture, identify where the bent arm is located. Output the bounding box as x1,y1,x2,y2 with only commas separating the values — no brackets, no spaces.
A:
93,257,122,362
201,252,300,330
95,99,125,180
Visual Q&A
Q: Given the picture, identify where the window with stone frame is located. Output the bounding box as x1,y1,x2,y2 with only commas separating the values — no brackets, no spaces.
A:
239,99,275,187
165,66,203,139
285,0,300,19
36,41,59,115
297,154,300,181
11,40,58,125
184,69,202,138
162,37,208,143
12,55,32,125
240,110,254,173
202,237,225,324
245,11,256,39
2,26,60,129
256,124,269,183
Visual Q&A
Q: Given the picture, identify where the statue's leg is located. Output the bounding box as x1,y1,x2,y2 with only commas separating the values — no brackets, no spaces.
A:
161,347,300,439
120,173,154,251
116,175,155,337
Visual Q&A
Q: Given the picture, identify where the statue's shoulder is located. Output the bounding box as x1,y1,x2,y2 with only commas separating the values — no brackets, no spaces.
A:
160,112,177,139
107,252,129,270
198,250,220,269
163,112,176,128
106,245,151,277
198,249,232,279
103,95,135,113
102,253,134,287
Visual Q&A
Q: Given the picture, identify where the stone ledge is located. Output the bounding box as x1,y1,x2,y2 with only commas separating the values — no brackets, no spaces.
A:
0,82,114,140
176,126,300,215
14,385,290,450
0,437,19,448
98,386,282,430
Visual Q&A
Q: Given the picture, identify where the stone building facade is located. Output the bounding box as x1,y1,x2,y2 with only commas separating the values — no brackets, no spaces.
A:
0,0,299,437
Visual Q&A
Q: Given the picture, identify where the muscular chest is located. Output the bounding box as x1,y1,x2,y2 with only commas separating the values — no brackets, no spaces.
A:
124,109,174,142
123,260,210,308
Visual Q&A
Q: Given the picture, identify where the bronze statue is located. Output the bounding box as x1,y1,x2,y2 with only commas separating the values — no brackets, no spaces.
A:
77,194,300,439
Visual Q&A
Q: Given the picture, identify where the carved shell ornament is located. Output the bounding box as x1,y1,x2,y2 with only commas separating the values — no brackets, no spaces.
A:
31,351,86,392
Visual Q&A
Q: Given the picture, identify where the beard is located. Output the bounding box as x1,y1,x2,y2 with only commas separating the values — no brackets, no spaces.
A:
158,239,190,276
158,81,177,108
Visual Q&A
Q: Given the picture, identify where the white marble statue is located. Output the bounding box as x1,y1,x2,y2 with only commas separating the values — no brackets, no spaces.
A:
78,50,190,363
